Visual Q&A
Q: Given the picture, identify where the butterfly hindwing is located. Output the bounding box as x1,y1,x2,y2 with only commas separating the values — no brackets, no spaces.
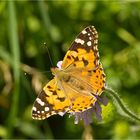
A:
87,63,106,95
68,63,106,96
60,81,97,113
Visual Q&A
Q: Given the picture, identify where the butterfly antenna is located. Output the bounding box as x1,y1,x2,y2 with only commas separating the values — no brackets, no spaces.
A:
44,42,54,67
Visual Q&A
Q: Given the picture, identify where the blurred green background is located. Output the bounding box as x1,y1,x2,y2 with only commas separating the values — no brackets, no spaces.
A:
0,1,140,139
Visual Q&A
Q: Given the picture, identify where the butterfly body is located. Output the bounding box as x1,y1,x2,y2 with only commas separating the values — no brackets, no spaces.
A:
32,26,106,120
54,63,101,97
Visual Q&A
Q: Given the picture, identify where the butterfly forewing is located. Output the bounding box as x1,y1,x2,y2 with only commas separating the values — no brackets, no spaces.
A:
61,26,100,70
61,25,106,95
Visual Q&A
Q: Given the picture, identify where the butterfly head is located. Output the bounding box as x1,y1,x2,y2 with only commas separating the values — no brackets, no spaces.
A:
51,67,71,83
50,65,59,73
51,60,63,76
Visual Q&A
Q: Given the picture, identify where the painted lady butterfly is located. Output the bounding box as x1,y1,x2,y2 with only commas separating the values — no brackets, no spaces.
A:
32,26,106,120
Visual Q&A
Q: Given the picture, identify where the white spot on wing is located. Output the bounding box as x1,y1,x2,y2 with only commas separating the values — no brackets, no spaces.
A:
36,98,45,106
93,45,98,51
75,38,85,45
94,39,98,44
38,117,42,120
41,110,45,113
33,106,37,111
89,37,92,40
51,111,56,114
82,30,87,34
80,40,85,45
45,107,50,112
97,52,99,57
87,41,92,46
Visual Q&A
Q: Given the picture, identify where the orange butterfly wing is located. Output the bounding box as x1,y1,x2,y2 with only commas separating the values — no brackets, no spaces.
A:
62,26,100,70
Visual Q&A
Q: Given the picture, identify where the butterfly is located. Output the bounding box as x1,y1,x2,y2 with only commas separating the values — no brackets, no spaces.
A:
32,26,106,120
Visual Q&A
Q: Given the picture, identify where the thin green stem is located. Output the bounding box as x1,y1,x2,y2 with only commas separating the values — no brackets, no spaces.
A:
105,86,140,122
6,1,20,138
